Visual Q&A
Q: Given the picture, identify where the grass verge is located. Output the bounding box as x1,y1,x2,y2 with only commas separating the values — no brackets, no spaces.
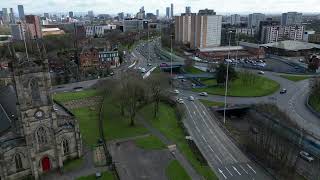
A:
71,107,100,147
134,135,166,150
194,74,279,97
53,89,101,103
184,66,204,74
62,158,84,172
102,96,148,141
199,99,224,107
76,171,116,180
140,102,217,180
279,74,311,82
309,93,320,112
166,160,192,180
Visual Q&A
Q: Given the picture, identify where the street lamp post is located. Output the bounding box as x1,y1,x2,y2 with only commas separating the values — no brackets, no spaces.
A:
223,31,232,124
170,34,174,89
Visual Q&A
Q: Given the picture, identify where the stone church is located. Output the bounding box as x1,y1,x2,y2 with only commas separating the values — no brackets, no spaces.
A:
0,52,82,179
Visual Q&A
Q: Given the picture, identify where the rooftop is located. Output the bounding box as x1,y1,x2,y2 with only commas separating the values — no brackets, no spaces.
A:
199,46,244,52
261,40,320,51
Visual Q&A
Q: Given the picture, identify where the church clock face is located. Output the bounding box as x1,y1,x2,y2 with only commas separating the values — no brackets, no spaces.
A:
34,110,44,119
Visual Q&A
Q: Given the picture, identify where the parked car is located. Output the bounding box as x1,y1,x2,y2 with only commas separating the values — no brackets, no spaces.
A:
188,96,195,101
258,71,265,75
280,88,287,94
73,87,83,92
147,63,152,66
198,92,208,96
299,151,314,162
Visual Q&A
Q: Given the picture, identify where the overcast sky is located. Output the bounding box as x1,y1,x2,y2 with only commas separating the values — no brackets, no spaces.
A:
1,0,319,15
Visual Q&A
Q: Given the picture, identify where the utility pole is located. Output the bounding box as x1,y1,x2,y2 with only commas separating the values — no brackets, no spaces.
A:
223,31,232,124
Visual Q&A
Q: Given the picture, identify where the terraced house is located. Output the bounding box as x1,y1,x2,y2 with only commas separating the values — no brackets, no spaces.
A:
0,52,82,179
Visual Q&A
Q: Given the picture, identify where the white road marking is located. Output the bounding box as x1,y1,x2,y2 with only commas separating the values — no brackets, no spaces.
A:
218,168,227,179
240,165,248,174
208,145,222,163
196,126,201,133
233,166,241,175
201,135,208,143
247,164,256,174
225,167,233,176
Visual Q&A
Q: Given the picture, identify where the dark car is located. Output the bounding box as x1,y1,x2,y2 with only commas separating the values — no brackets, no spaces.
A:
280,88,287,94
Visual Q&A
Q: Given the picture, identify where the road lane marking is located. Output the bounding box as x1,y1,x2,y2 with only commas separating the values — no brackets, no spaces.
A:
225,167,233,176
191,101,237,164
233,166,241,175
240,165,248,174
247,164,256,174
208,145,222,163
196,126,201,133
218,168,227,179
201,135,208,143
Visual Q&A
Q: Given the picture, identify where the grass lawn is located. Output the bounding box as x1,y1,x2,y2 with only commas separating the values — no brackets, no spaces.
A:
53,89,101,103
62,158,84,172
71,107,100,147
140,102,217,180
279,74,311,82
102,96,148,141
309,94,320,112
194,75,279,97
134,135,166,150
76,171,116,180
184,66,204,74
166,160,191,180
199,99,224,107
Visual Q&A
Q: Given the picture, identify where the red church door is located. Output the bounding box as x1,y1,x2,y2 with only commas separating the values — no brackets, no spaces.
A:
41,157,51,172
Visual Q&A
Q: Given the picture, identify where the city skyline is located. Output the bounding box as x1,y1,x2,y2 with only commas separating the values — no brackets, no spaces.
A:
1,0,320,15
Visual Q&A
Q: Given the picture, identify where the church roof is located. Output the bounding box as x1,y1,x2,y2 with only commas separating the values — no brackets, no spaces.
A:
0,85,18,134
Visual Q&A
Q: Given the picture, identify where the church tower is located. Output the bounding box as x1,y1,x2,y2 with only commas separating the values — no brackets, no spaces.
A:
12,52,61,179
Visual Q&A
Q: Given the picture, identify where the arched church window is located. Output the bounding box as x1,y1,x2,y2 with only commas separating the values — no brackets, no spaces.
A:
36,127,47,144
30,79,41,103
62,139,69,155
14,154,23,170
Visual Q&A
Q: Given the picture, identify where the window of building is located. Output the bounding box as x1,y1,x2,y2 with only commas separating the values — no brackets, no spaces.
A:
30,79,41,103
36,127,47,144
14,154,23,170
62,139,69,155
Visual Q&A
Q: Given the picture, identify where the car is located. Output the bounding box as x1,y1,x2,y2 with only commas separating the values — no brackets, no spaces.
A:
173,89,180,94
176,98,184,104
188,96,195,101
73,87,83,92
258,71,265,75
299,151,314,162
280,88,287,94
198,92,208,96
53,105,58,111
160,63,169,67
110,72,114,76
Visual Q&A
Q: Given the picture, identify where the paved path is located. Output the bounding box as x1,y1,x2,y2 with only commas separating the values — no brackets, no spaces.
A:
42,146,109,180
136,115,203,180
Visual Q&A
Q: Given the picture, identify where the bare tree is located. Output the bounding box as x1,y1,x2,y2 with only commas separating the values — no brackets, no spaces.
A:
147,73,169,118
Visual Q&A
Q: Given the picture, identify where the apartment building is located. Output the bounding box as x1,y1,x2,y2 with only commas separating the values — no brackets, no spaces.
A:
260,25,304,43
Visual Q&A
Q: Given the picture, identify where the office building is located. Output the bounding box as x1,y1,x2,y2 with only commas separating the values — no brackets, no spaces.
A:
123,18,149,32
309,34,320,44
18,5,25,20
166,7,170,19
2,8,8,24
88,11,94,19
44,13,49,19
230,14,241,25
281,12,302,25
25,15,42,39
139,6,145,19
260,25,304,43
171,3,174,18
248,13,265,28
118,12,124,20
198,9,216,15
186,6,191,14
85,24,116,37
69,11,73,18
9,8,15,24
303,30,315,42
11,24,25,41
156,9,159,18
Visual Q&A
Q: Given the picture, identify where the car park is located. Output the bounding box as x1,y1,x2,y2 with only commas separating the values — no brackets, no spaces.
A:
198,92,208,96
299,151,314,162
